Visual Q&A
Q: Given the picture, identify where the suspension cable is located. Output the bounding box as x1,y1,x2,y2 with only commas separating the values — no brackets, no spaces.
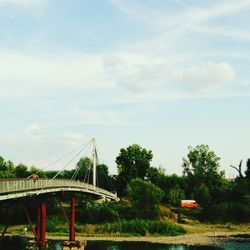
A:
71,142,92,180
27,139,92,179
96,143,115,191
36,140,92,195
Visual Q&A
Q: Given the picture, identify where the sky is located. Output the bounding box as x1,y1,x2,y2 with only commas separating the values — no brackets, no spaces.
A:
0,0,250,177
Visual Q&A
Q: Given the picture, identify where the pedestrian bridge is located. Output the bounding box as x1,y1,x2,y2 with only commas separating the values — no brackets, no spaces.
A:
0,179,119,201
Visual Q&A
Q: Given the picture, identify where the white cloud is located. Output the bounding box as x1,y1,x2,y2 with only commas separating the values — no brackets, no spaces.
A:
112,55,235,94
25,123,42,135
175,62,235,94
0,0,246,102
0,48,236,101
110,0,250,46
0,49,109,96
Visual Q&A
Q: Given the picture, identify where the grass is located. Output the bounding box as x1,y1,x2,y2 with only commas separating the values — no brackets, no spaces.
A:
2,222,250,238
1,219,186,237
94,219,186,236
182,222,250,234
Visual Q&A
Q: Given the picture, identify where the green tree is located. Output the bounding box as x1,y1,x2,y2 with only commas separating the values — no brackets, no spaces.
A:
167,186,185,206
74,157,113,189
0,156,15,178
147,166,166,188
30,166,46,178
15,163,30,178
95,163,114,190
127,178,164,219
116,144,153,196
182,144,225,206
75,157,92,182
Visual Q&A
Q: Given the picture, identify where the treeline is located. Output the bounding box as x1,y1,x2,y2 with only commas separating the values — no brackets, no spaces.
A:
0,156,114,191
114,144,250,222
0,156,44,179
1,144,250,223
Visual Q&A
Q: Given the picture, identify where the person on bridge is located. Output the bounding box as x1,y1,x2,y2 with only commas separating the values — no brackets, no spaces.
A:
31,174,39,182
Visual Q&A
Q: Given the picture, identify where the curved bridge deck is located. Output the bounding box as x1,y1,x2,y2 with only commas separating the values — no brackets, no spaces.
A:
0,179,118,201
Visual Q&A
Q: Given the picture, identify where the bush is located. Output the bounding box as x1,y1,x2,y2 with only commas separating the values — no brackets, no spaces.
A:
201,202,250,222
46,216,67,232
77,201,119,224
96,219,186,236
127,179,164,220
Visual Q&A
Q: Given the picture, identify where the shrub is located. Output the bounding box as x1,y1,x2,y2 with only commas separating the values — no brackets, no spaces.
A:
46,216,67,232
201,202,250,222
96,219,186,236
127,179,164,220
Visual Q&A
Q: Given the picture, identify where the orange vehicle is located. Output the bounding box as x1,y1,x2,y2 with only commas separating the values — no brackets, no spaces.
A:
180,200,199,208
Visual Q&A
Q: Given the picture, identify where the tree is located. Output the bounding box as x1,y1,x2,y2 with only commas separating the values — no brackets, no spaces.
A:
15,163,30,178
75,157,92,182
245,159,250,179
147,166,166,188
230,160,244,178
116,144,153,195
167,186,185,206
74,157,113,189
0,156,15,178
95,163,114,190
182,144,225,206
30,166,46,178
126,178,164,219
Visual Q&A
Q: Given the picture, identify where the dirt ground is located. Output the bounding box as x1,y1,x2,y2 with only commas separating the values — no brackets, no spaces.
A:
4,223,250,246
46,223,250,246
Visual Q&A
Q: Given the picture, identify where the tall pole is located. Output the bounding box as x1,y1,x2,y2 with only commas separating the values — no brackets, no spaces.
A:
92,138,96,187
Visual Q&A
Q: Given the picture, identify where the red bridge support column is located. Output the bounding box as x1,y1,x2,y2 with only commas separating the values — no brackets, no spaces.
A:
70,196,76,241
63,196,87,249
40,201,46,248
36,204,41,242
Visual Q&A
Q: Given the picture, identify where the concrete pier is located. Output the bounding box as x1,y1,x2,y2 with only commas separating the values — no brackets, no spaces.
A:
63,240,87,250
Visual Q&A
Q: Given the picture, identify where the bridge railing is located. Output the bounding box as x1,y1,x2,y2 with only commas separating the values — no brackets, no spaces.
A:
0,179,117,199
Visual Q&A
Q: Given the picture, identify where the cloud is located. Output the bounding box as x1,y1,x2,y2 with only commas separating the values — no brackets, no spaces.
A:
113,56,235,94
0,47,236,102
0,49,109,96
110,0,250,45
175,62,235,94
25,123,42,135
0,0,246,103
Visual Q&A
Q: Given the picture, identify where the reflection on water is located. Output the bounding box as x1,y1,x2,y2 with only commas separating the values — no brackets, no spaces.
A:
85,241,221,250
1,237,250,250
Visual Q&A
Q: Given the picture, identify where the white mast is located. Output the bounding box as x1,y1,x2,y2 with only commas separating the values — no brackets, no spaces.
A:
92,138,97,187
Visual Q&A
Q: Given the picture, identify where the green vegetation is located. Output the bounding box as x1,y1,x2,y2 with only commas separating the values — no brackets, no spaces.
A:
115,144,153,196
95,219,186,236
127,178,164,219
0,142,250,234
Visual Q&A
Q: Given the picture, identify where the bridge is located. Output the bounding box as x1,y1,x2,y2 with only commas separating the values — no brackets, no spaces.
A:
0,138,119,249
0,178,118,201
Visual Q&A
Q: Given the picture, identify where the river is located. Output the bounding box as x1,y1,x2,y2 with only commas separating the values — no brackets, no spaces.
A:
1,237,250,250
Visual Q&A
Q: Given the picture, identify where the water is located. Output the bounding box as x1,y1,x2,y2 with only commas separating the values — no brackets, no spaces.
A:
86,241,220,250
1,238,250,250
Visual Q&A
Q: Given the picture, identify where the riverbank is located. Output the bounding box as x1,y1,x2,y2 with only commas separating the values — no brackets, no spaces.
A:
47,223,250,246
43,232,249,246
3,223,250,246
